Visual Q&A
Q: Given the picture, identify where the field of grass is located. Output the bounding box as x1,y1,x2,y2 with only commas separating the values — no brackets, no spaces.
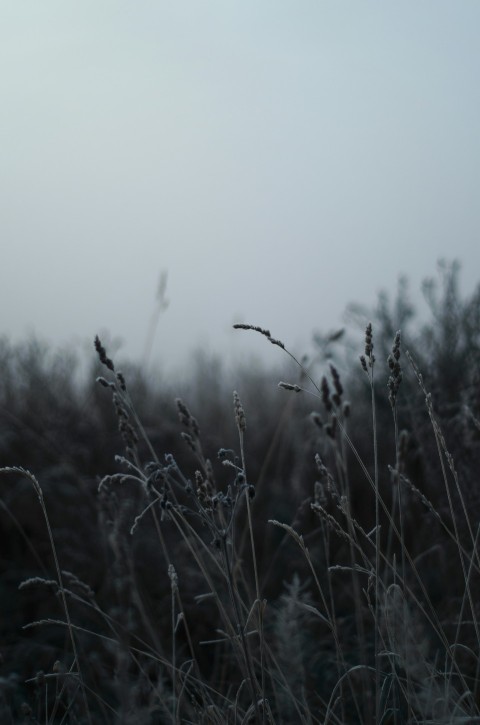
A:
1,261,480,724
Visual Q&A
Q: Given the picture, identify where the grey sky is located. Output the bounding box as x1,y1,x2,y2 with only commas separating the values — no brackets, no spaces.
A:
2,2,480,375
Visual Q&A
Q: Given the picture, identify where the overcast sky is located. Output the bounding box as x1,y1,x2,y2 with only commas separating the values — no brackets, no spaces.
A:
2,2,480,375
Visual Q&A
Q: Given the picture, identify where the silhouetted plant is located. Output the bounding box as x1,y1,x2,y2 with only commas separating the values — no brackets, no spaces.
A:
0,261,479,723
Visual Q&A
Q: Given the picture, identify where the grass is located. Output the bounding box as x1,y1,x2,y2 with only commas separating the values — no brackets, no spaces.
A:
1,261,480,723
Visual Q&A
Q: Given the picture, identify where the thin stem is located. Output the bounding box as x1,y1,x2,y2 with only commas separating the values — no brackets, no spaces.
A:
0,468,92,724
220,534,261,724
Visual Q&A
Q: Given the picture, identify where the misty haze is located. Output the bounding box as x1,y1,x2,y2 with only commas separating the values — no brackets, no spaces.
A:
1,3,480,723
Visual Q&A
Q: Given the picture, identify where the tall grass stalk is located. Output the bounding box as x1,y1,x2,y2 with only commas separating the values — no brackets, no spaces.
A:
0,467,92,725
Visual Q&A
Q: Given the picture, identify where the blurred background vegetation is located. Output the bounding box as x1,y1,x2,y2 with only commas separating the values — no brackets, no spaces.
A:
1,260,479,721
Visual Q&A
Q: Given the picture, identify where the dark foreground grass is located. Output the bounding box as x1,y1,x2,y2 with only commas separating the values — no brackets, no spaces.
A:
1,261,480,723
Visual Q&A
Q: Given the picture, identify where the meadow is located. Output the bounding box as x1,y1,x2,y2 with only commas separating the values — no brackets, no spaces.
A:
1,261,480,724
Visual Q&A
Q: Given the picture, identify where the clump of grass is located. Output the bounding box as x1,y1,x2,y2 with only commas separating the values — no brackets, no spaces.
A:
236,319,480,723
1,262,480,723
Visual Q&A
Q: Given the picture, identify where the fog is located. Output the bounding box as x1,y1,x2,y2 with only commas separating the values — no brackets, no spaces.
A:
2,1,480,375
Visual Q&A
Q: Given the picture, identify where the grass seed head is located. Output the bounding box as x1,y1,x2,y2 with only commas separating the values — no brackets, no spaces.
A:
176,398,200,436
168,564,178,591
233,323,285,348
363,322,375,367
387,330,403,408
278,381,302,392
329,364,343,398
94,335,115,371
233,323,271,338
321,376,333,413
233,391,246,432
